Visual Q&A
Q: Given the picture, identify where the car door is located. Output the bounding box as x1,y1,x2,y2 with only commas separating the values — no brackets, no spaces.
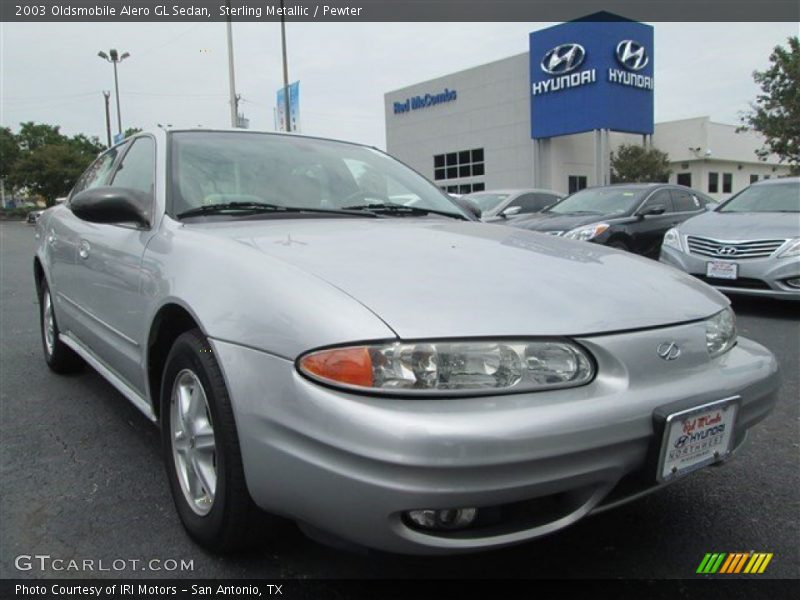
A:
48,145,127,342
68,136,158,395
630,188,676,257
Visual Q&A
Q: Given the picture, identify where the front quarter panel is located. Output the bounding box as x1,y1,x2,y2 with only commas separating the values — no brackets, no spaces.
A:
141,217,397,360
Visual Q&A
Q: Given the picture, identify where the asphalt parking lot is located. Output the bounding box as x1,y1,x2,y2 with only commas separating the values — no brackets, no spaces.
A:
1,220,798,580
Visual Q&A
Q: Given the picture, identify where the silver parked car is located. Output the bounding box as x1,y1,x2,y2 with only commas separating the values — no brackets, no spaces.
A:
461,188,562,221
35,129,779,555
660,177,800,300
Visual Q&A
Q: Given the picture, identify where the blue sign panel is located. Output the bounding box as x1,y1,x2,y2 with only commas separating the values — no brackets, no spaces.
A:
530,20,654,139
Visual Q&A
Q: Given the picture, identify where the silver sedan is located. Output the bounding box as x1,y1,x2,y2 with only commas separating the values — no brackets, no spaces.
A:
34,129,779,554
660,177,800,300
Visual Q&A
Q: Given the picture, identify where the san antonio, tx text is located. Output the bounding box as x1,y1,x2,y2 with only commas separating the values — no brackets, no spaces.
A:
16,583,281,596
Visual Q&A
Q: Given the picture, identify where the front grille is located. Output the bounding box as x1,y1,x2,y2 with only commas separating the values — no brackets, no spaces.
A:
693,275,771,290
687,236,786,259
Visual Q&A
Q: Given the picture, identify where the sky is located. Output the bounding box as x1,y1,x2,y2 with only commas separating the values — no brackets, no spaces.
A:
1,21,797,149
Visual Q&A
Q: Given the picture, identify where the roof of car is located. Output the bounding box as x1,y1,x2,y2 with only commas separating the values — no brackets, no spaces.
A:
752,176,799,186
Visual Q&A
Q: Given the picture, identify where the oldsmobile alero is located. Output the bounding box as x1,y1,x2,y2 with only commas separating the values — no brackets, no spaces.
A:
34,129,779,554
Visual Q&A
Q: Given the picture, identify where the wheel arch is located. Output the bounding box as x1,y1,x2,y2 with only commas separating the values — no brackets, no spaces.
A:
33,256,45,298
146,300,207,421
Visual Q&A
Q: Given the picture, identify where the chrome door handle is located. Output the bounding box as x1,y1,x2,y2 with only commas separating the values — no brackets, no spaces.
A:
79,240,91,259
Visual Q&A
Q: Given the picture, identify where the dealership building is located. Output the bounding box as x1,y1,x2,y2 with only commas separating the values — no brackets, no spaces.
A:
384,18,791,199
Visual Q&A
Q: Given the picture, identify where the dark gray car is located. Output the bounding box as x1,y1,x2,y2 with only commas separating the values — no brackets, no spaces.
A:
462,188,562,221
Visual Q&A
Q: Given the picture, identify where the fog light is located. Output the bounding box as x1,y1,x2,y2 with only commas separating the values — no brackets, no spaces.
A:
784,277,800,289
405,508,478,530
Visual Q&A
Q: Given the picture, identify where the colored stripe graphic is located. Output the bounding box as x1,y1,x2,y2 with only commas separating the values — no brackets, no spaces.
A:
698,552,774,574
697,553,727,574
744,553,774,574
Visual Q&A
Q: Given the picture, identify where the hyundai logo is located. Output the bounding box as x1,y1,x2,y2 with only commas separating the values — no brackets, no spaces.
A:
716,246,738,256
616,40,649,71
541,43,586,75
657,341,681,361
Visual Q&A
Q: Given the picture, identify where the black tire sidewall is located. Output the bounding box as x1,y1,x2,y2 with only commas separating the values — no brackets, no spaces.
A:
160,331,231,546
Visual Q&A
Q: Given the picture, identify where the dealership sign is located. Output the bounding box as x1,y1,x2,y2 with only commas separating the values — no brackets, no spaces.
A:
529,19,654,138
393,88,457,114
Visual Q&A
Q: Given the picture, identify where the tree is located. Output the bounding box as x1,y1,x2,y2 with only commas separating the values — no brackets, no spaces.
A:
12,144,92,205
69,133,105,157
0,127,19,205
610,144,671,183
15,122,63,152
740,36,800,171
124,127,143,138
4,122,104,206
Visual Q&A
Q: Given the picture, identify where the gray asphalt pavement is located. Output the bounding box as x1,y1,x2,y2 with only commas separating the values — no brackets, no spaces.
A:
1,220,798,580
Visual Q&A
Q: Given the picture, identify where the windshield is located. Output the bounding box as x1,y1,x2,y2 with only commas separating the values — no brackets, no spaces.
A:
547,187,647,216
169,131,465,218
462,193,510,213
718,181,800,213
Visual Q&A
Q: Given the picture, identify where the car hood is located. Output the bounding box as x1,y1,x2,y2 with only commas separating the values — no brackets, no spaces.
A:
188,218,726,339
511,212,627,232
678,210,800,239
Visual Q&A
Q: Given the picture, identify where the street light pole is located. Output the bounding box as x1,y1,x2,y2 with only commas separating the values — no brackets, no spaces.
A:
112,60,122,134
98,49,130,139
225,0,238,128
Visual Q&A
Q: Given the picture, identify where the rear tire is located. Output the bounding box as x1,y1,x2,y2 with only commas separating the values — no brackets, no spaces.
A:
160,328,275,552
39,280,83,374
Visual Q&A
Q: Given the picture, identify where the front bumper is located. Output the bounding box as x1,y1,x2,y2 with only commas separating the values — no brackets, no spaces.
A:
660,245,800,299
211,323,779,555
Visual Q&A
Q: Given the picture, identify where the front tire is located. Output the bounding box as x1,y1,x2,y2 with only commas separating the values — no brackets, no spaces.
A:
39,280,83,373
160,328,272,552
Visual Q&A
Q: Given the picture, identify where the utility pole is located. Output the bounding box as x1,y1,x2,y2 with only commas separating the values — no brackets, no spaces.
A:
225,0,238,127
102,91,112,147
280,0,291,131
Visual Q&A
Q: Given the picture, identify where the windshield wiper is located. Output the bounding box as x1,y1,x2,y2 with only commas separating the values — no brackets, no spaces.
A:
341,203,467,220
177,202,376,219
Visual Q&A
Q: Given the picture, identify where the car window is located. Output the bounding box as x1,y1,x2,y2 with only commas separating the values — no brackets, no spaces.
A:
670,188,701,212
639,189,674,214
110,137,156,200
462,193,510,213
508,193,559,214
548,187,646,216
718,181,800,213
170,132,464,218
70,145,125,198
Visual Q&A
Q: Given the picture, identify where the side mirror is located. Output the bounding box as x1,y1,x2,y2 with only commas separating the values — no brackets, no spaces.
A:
452,196,482,219
501,205,522,218
71,187,150,227
639,205,666,217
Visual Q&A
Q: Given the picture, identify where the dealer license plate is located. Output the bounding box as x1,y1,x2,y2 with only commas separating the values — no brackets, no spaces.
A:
658,398,738,482
706,261,738,280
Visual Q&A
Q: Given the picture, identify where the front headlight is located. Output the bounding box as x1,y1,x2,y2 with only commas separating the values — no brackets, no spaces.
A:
777,238,800,258
298,339,595,396
662,227,683,252
706,307,737,358
564,223,610,241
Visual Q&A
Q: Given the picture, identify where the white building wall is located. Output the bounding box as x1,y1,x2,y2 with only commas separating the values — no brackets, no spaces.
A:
385,60,791,198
